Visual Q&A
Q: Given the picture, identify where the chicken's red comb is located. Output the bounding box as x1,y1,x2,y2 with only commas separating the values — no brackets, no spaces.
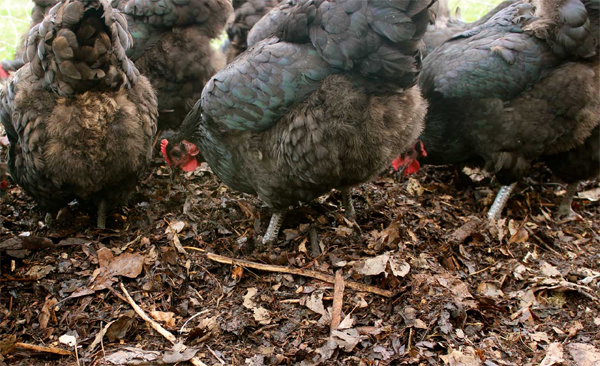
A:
0,64,8,79
1,178,7,190
160,139,171,166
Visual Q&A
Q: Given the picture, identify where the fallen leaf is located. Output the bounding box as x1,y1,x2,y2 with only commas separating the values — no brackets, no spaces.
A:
331,328,362,352
25,265,55,280
59,334,77,348
337,314,354,330
106,311,135,342
39,296,58,330
389,255,410,277
354,253,390,276
578,187,600,202
440,347,482,366
253,307,271,325
166,221,186,234
476,282,504,298
231,266,244,282
243,288,258,309
567,343,600,366
305,292,326,316
531,332,551,344
104,347,162,365
540,343,564,366
150,311,176,328
508,226,529,244
540,261,562,278
566,321,583,337
163,343,199,363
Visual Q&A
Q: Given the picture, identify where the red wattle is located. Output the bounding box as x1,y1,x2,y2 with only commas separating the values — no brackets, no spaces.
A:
182,158,199,172
0,64,8,79
404,160,421,176
160,139,171,166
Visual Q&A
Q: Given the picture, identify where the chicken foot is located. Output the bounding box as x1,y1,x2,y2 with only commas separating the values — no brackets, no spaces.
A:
342,188,356,220
262,211,286,247
556,182,579,220
97,199,107,229
487,183,516,220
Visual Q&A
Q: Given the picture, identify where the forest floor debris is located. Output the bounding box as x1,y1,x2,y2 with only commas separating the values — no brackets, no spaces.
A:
0,155,598,365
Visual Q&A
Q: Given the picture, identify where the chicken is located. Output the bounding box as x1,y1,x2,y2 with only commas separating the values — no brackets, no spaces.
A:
110,0,232,130
422,0,517,58
394,0,599,220
223,0,282,62
0,0,158,228
162,0,435,246
245,0,295,47
0,0,60,77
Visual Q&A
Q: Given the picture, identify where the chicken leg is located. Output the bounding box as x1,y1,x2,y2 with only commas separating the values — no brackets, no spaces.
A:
45,212,53,227
97,199,107,229
487,183,516,220
262,210,285,247
556,182,579,220
342,188,356,220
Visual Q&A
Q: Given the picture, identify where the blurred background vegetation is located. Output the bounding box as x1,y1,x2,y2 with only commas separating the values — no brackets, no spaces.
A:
0,0,505,61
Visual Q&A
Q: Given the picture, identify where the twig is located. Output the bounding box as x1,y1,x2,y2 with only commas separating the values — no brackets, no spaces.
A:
196,250,393,297
120,283,177,343
14,342,71,356
0,277,38,282
330,269,345,333
119,283,208,366
206,345,225,364
309,226,321,258
468,264,495,277
280,296,334,304
180,309,211,334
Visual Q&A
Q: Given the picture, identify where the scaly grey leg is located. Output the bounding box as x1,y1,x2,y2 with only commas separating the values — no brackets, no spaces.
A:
97,199,107,229
556,182,579,220
45,212,53,227
342,188,356,220
487,183,516,220
262,211,285,247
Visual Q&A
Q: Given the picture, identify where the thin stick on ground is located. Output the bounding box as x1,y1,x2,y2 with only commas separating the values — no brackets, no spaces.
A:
330,269,345,333
119,283,208,366
186,248,393,297
13,342,72,356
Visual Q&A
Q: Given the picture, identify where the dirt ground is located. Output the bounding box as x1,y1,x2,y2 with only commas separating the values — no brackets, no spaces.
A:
0,150,598,366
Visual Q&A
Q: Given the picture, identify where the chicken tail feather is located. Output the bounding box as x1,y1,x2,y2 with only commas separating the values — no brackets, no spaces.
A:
26,0,138,95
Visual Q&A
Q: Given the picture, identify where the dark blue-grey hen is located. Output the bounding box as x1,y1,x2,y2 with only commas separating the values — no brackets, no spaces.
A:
421,0,517,58
110,0,232,130
163,0,436,246
0,0,158,228
399,0,599,220
223,0,284,62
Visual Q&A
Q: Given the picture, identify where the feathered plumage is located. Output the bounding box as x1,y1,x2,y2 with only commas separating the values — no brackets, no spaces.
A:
223,0,282,62
0,0,158,227
422,0,517,57
402,0,599,220
110,0,232,130
164,0,435,246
